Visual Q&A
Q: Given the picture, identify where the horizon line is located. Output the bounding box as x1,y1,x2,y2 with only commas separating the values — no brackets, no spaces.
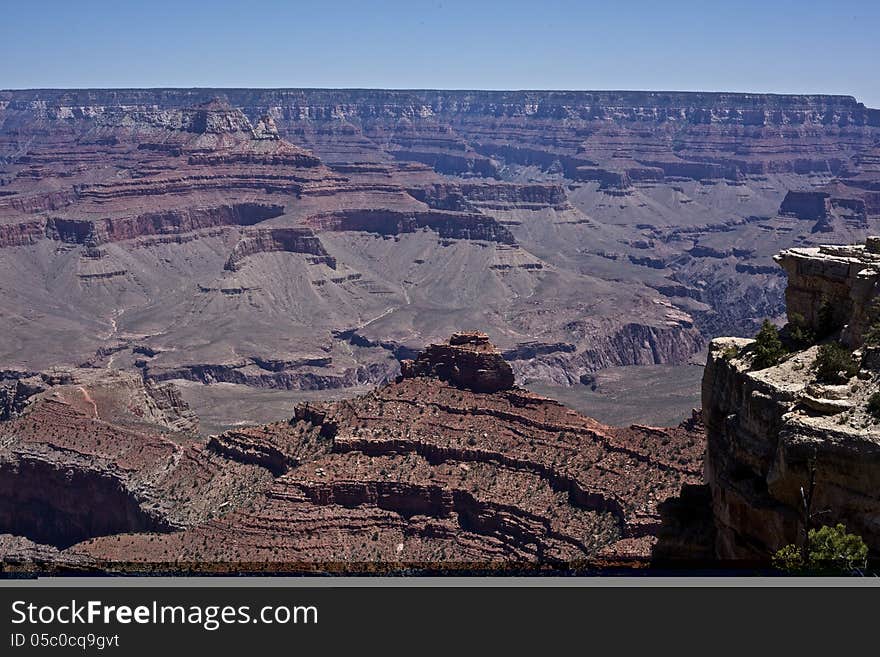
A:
1,87,875,108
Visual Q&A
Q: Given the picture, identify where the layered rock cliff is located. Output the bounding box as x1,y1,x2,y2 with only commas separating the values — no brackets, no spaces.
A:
223,227,334,271
0,368,245,547
704,238,880,562
775,240,880,348
3,88,880,417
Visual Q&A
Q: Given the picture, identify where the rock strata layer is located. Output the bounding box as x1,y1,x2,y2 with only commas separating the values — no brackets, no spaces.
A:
0,90,728,391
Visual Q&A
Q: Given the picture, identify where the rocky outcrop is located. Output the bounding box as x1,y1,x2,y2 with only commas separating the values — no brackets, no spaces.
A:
703,339,880,560
207,421,327,476
223,227,334,271
0,219,45,247
303,208,516,244
0,189,76,215
704,239,880,563
0,203,287,249
0,370,271,555
400,332,515,393
392,149,499,177
143,378,200,434
0,373,46,420
0,335,704,573
780,191,830,220
774,239,880,348
408,182,570,211
86,203,286,243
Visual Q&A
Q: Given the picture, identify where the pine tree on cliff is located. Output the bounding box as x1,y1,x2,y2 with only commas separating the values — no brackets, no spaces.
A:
751,320,787,370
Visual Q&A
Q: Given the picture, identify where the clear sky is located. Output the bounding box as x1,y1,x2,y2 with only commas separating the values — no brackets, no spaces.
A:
2,0,879,107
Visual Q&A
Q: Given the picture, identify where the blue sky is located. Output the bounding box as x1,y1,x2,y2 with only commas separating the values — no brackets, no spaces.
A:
2,1,878,106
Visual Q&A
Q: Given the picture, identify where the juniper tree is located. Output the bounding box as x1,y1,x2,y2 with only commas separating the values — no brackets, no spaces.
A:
751,320,786,370
812,343,858,383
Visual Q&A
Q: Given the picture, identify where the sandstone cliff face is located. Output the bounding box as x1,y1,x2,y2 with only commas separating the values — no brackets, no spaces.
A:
704,239,880,562
775,241,880,348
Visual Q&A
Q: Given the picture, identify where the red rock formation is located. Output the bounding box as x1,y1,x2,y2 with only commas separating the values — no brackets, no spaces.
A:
0,369,270,555
0,338,704,573
0,219,45,247
46,203,285,245
780,191,830,220
400,331,516,392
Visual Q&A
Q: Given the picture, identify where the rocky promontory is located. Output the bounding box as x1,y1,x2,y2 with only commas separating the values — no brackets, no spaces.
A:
704,238,880,562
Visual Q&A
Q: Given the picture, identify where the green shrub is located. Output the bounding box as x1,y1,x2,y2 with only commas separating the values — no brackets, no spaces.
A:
867,392,880,418
771,543,805,573
786,312,815,350
721,344,739,362
812,343,858,383
772,523,868,575
864,323,880,347
810,524,869,572
751,320,787,370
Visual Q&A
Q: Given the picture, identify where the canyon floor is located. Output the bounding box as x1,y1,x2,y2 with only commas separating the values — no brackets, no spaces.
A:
528,361,705,428
175,361,705,437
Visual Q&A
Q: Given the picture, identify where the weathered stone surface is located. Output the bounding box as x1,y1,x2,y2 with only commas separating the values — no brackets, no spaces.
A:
799,394,853,414
780,191,830,220
704,244,880,562
0,369,268,551
400,332,515,393
223,227,334,272
775,239,880,347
